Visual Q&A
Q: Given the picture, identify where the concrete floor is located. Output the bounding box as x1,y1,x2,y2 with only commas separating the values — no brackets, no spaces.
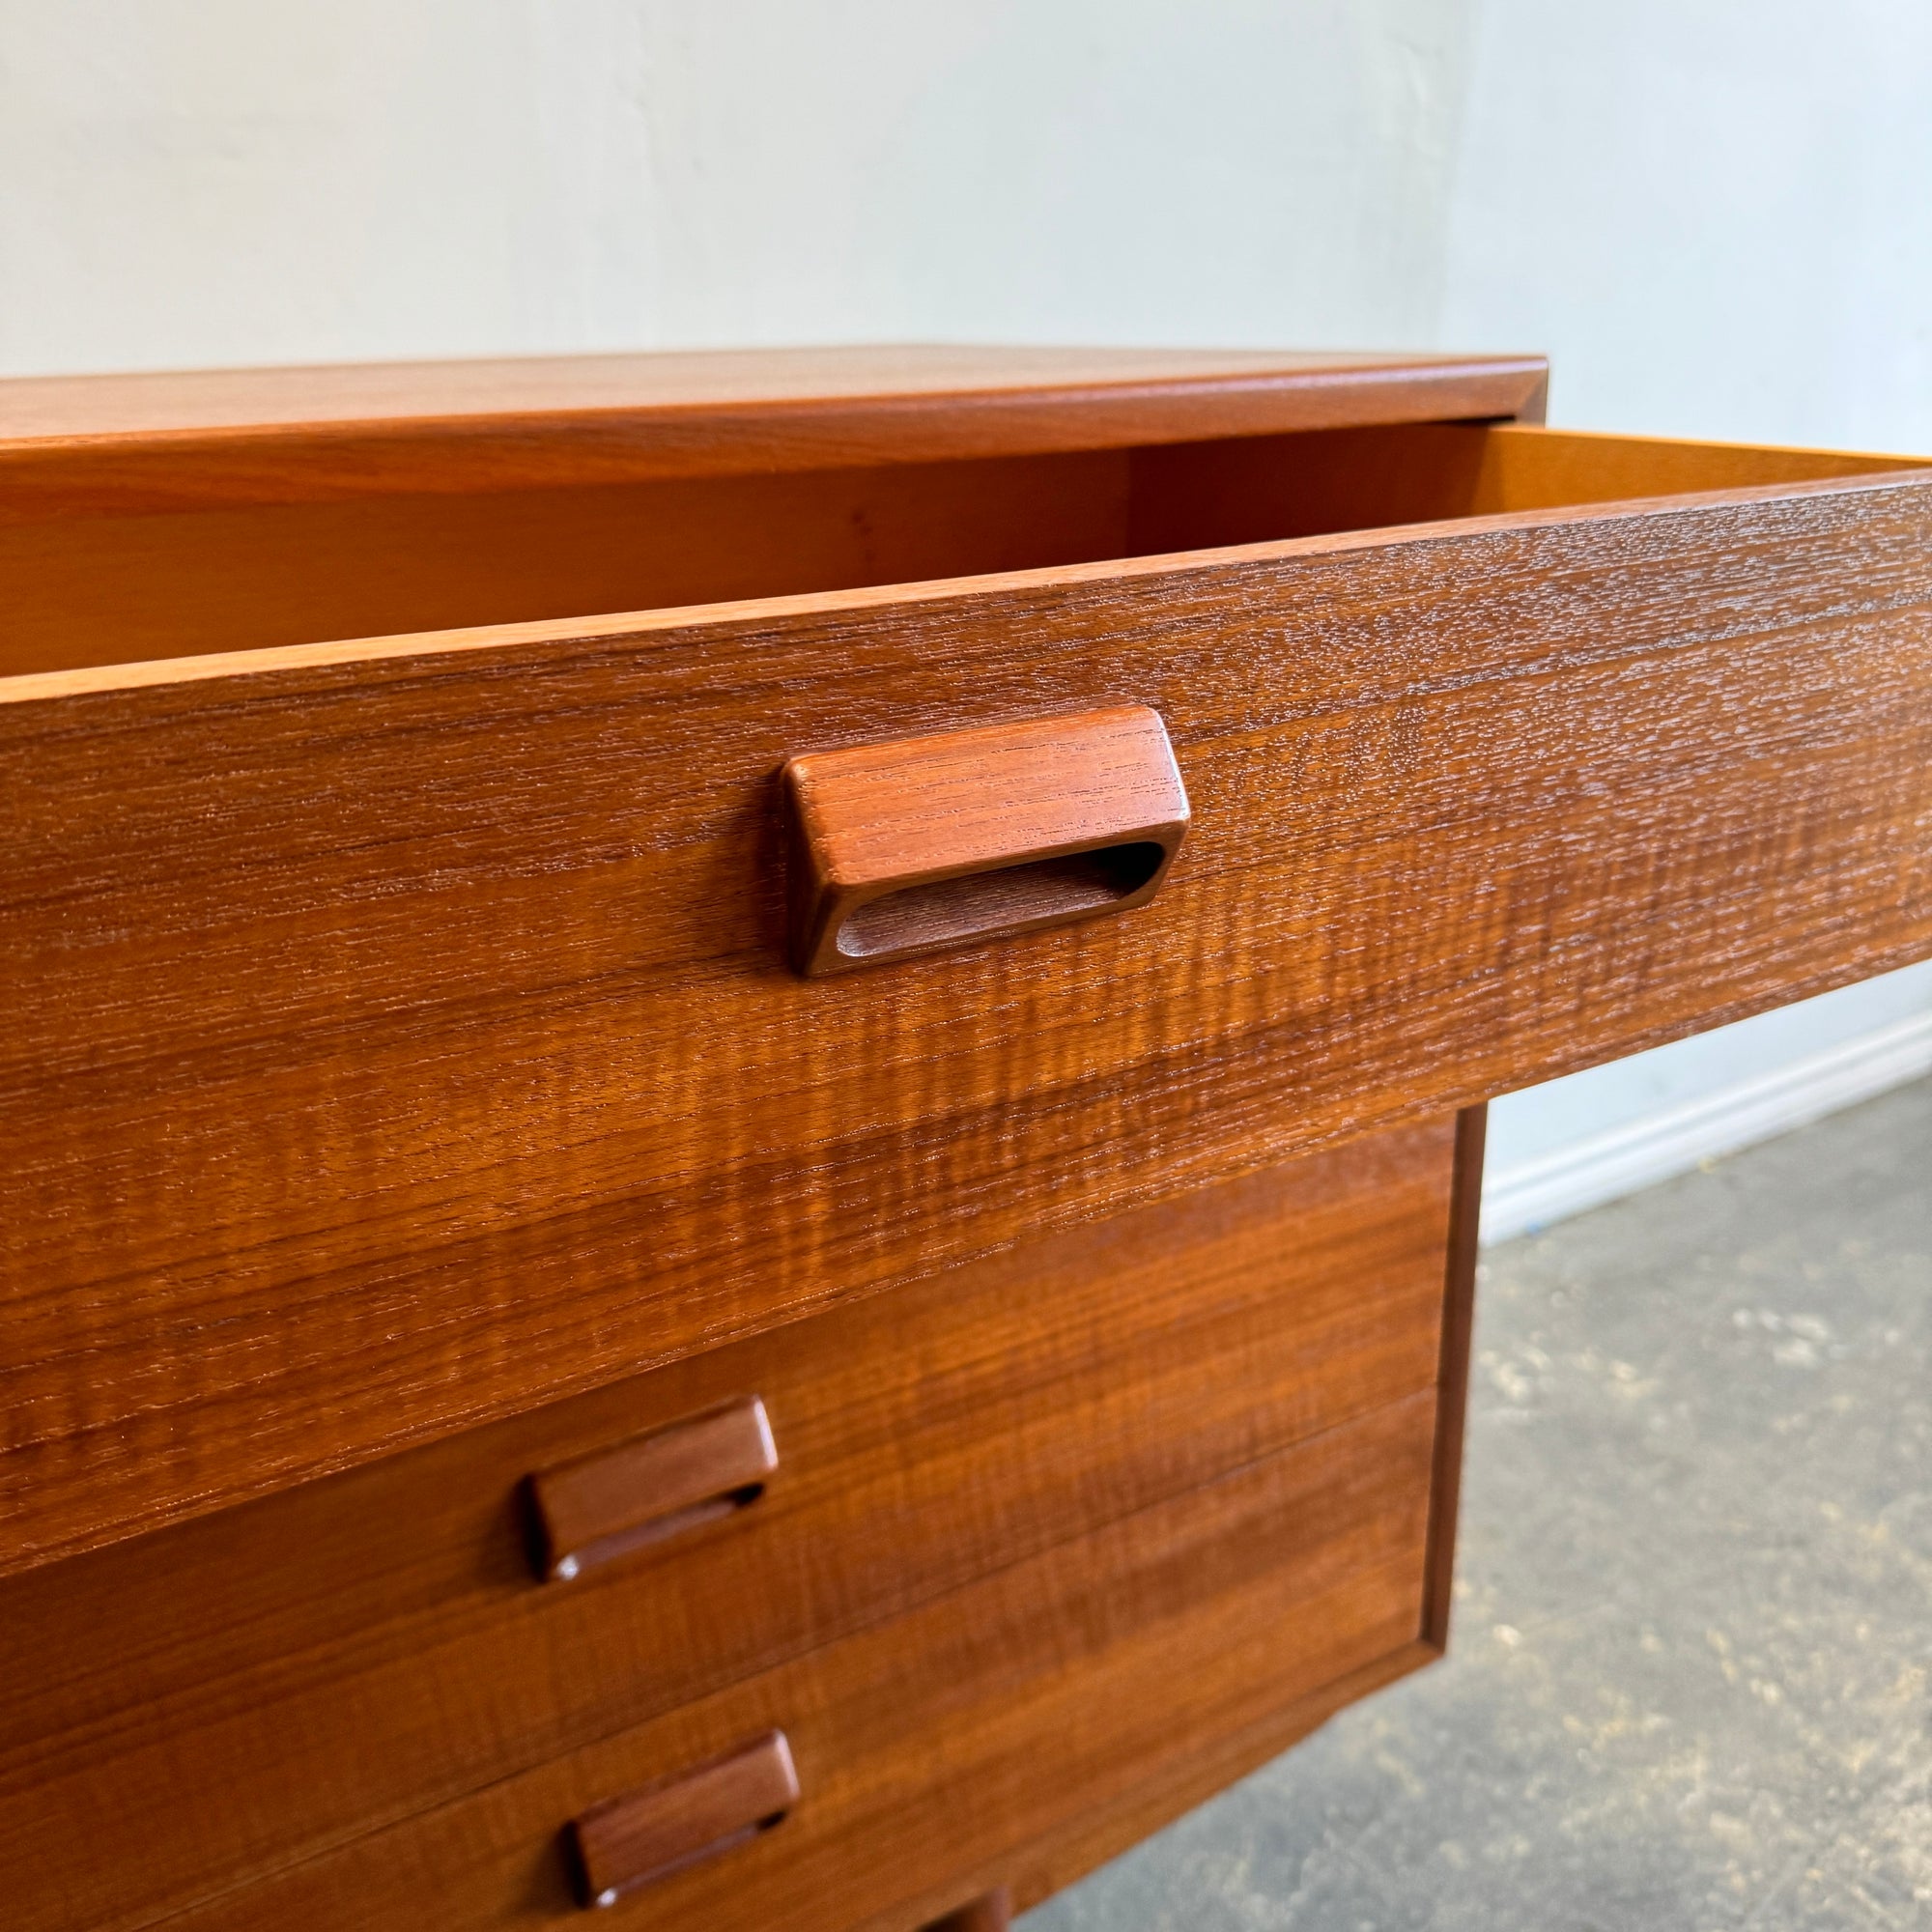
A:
1024,1076,1932,1931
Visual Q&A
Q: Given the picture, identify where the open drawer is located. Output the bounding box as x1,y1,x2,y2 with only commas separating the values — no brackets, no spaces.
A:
3,346,1930,1575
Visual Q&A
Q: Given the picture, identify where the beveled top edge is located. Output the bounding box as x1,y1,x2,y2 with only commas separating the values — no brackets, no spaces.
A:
0,343,1545,445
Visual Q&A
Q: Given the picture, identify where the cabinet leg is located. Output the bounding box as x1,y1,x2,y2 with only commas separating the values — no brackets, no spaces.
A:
923,1887,1012,1931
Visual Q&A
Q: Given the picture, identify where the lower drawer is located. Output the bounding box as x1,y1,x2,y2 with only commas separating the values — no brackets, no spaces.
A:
166,1392,1440,1932
1,1119,1462,1932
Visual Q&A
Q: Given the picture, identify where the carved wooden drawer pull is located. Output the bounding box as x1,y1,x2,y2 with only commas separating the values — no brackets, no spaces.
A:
528,1396,779,1582
568,1730,799,1908
781,704,1189,975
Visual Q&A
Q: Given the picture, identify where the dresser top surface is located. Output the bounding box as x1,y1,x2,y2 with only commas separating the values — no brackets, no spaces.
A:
0,344,1546,449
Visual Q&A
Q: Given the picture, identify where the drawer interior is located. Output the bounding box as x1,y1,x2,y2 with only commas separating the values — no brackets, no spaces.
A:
4,423,1916,680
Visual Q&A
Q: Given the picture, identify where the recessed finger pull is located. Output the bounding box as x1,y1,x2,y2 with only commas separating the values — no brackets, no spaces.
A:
568,1729,799,1908
781,704,1189,975
528,1396,778,1582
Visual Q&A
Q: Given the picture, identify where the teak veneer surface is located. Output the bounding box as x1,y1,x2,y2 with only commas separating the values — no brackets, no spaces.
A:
157,1393,1439,1932
14,341,1918,1930
0,1123,1456,1932
781,705,1189,972
1,415,1917,680
993,1642,1438,1922
0,448,1140,677
4,431,1930,1574
9,412,1914,681
0,344,1548,515
986,1120,1481,1922
567,1727,802,1909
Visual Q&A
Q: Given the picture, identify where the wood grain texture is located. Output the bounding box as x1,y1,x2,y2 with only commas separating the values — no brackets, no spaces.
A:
994,1643,1439,1920
995,1135,1485,1930
0,449,1138,678
4,440,1931,1576
1128,421,1930,555
529,1395,779,1582
0,345,1548,518
154,1393,1438,1932
8,419,1866,682
974,1121,1484,1917
0,1126,1454,1932
783,705,1188,973
0,417,1655,685
567,1730,798,1908
995,1118,1479,1922
1423,1105,1488,1650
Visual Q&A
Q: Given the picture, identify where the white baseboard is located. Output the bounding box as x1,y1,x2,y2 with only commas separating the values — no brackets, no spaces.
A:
1479,1011,1932,1244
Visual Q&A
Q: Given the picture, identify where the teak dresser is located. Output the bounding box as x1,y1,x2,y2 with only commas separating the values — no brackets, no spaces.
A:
4,347,1929,1931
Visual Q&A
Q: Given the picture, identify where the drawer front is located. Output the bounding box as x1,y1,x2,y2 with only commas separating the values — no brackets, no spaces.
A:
161,1392,1440,1932
0,1122,1458,1932
6,447,1931,1569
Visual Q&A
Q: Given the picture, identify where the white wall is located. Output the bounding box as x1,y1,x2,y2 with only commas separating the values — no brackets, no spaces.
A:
1436,0,1932,1232
4,0,1928,1224
1441,0,1932,452
0,0,1484,373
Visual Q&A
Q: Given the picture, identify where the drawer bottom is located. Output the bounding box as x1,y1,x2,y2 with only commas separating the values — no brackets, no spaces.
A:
168,1390,1440,1932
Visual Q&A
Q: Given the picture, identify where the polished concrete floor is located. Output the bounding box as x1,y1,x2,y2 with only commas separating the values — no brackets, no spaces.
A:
1024,1076,1932,1931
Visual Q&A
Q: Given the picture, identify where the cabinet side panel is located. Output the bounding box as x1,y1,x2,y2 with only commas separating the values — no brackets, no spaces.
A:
1423,1103,1487,1650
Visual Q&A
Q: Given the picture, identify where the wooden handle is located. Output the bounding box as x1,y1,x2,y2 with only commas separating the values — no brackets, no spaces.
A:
781,705,1189,975
568,1730,799,1908
528,1396,778,1582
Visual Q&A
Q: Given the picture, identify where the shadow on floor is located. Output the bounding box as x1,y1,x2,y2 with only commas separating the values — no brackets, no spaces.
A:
1023,1077,1932,1931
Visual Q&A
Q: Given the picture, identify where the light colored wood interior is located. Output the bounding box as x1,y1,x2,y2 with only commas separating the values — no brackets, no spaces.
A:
1124,423,1927,553
0,450,1134,678
2,424,1918,680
